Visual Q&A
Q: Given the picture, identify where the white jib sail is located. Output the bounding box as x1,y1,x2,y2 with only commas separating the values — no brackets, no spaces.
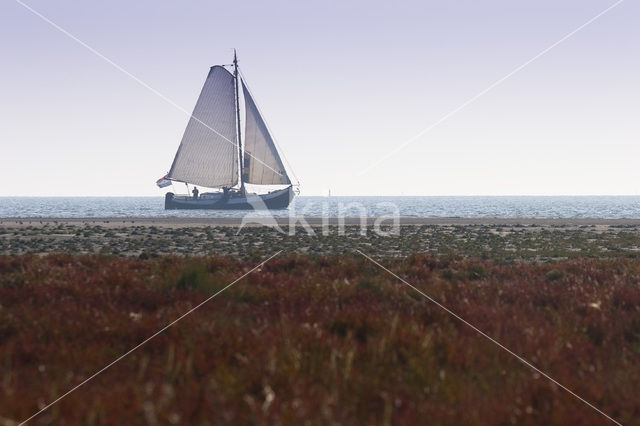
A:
242,80,290,185
168,66,238,188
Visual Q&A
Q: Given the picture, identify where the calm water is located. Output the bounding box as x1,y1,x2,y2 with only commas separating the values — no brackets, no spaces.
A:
1,196,639,218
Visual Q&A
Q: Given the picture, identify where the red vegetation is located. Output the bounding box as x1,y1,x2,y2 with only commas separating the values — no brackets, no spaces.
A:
1,254,639,425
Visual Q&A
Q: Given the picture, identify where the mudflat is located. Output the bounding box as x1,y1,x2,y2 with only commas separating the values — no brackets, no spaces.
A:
2,217,639,260
3,216,640,227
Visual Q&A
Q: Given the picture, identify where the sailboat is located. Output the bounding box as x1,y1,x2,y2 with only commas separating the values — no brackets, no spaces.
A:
158,51,297,210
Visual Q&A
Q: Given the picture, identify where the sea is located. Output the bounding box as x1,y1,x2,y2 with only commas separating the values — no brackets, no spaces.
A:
1,196,639,218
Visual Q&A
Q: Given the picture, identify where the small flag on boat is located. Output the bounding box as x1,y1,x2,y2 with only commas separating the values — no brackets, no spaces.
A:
156,174,171,188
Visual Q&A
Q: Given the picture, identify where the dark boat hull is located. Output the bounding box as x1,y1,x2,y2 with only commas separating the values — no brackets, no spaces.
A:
164,186,294,210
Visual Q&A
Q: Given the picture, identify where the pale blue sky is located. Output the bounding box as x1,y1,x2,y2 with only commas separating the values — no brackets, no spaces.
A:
1,0,638,196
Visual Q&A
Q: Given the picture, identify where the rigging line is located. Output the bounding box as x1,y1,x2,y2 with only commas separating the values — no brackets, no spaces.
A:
19,250,283,426
238,68,300,186
357,0,627,176
13,0,285,180
356,250,622,426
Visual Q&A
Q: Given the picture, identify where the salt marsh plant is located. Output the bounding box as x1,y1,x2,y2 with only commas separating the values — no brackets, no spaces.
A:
0,254,639,424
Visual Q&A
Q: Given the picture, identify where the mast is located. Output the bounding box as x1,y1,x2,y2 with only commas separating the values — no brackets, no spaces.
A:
233,49,245,194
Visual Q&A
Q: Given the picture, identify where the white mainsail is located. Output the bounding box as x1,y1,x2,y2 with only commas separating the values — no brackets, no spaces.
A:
168,66,238,188
241,81,291,185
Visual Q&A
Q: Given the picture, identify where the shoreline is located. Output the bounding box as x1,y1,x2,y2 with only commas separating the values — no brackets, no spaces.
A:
3,216,640,227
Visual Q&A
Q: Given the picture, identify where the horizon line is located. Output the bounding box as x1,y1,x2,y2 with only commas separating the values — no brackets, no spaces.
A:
2,194,640,198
